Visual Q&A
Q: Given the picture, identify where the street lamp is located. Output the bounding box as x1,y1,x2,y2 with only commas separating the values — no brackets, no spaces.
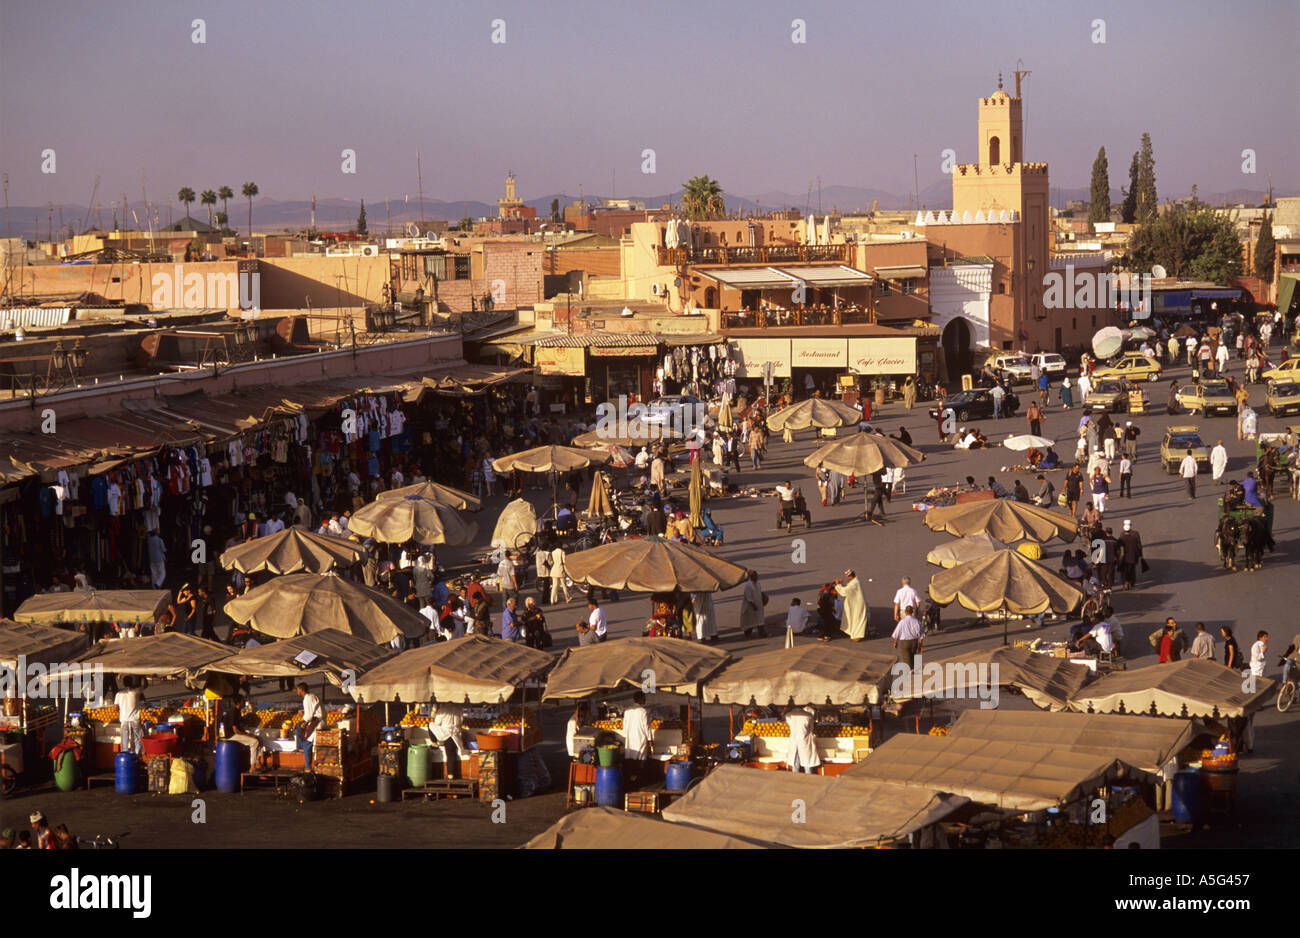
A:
245,322,258,344
68,341,88,374
50,341,67,371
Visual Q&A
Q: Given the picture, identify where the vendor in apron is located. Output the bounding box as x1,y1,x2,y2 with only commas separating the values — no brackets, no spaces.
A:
784,706,822,774
429,702,465,775
622,691,652,764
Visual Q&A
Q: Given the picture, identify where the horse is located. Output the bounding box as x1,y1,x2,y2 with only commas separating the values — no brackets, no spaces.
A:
1215,516,1240,570
1240,516,1268,571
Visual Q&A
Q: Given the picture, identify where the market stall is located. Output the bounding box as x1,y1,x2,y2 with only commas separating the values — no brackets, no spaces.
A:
700,643,897,772
490,498,539,552
492,445,609,520
661,764,968,848
350,635,555,801
222,571,427,644
12,589,171,642
889,646,1096,715
201,629,396,792
61,633,237,790
846,734,1159,848
525,805,767,849
0,620,90,793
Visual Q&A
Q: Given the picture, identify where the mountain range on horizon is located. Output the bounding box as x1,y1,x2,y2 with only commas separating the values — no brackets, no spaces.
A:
4,183,1287,242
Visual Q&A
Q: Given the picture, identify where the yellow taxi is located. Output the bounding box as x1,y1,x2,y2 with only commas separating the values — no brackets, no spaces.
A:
1265,381,1300,417
1093,354,1163,383
1175,379,1237,417
1262,359,1300,383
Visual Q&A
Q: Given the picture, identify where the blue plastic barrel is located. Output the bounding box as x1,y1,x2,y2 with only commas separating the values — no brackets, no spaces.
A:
665,760,693,791
114,752,139,794
214,741,242,793
594,766,623,807
1171,769,1203,823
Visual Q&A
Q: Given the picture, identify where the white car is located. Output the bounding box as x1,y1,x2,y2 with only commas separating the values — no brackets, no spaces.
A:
1031,352,1067,376
991,355,1034,384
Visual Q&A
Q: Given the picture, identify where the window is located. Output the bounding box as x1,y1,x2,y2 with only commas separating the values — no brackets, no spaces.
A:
901,278,916,295
997,282,1006,295
989,136,1001,165
453,255,471,279
1072,318,1077,330
1001,340,1012,350
878,280,891,296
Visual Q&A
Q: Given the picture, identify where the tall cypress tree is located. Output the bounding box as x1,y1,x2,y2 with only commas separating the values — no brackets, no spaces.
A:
1135,133,1158,225
356,199,368,235
1120,151,1139,224
1255,213,1275,280
1088,147,1111,224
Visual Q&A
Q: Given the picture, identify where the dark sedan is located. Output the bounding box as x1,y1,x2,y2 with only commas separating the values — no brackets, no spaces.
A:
928,388,1017,423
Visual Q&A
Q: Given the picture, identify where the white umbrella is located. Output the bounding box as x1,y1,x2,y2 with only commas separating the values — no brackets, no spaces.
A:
1092,327,1125,360
1003,434,1055,451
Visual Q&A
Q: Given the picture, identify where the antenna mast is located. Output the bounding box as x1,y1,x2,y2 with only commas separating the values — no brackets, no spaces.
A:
417,150,425,223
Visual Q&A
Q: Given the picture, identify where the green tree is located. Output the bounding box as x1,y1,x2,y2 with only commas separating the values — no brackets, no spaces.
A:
1088,147,1111,225
177,187,196,222
200,189,217,227
550,198,560,222
1120,151,1139,224
241,181,259,239
356,199,368,235
456,216,474,232
1135,133,1157,225
215,211,228,230
218,185,234,219
1255,213,1276,280
680,175,725,220
1126,204,1243,284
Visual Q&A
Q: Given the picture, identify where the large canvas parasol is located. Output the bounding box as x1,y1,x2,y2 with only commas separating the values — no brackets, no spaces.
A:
928,549,1083,616
491,498,539,550
492,445,607,474
562,536,747,593
348,494,478,546
222,572,427,643
219,526,365,575
543,636,731,700
923,499,1077,543
13,590,171,626
803,431,926,475
925,532,1010,569
766,397,862,432
378,481,481,511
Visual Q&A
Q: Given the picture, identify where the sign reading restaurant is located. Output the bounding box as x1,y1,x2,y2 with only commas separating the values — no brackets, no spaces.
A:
731,336,915,376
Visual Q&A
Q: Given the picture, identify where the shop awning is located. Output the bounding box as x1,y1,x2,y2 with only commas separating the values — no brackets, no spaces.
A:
1190,289,1241,300
525,806,768,849
886,646,1094,712
701,642,896,706
873,265,928,280
701,267,800,290
662,765,967,848
1277,274,1298,314
948,709,1194,779
1068,658,1275,719
64,633,236,679
845,735,1155,811
662,333,723,346
701,265,873,291
203,629,396,686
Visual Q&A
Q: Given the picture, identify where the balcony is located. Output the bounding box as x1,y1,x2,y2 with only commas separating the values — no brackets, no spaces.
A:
722,304,873,330
656,243,853,267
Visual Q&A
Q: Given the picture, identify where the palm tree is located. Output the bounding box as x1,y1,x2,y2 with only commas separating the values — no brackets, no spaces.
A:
218,185,234,220
177,187,196,223
215,211,228,230
200,189,217,228
241,182,259,240
680,175,725,220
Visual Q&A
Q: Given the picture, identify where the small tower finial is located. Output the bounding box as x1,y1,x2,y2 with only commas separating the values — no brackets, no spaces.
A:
997,72,1003,90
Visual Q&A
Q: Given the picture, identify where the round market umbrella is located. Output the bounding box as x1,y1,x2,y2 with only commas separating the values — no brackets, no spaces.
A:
492,445,606,474
928,549,1083,617
572,427,679,448
543,636,731,700
491,498,539,550
378,480,481,511
222,572,426,644
802,430,926,476
1128,326,1156,340
583,471,616,520
563,536,748,593
219,525,365,575
1002,434,1055,451
925,532,1009,569
1173,324,1199,338
718,397,734,431
348,494,478,546
765,397,862,432
1092,326,1125,359
689,456,704,529
923,499,1077,543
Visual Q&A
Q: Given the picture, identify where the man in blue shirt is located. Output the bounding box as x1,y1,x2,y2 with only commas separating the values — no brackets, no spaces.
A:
1242,471,1263,508
501,597,522,642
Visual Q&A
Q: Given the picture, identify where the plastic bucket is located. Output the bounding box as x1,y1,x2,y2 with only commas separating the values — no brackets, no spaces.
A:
1171,769,1203,823
407,744,430,787
596,745,620,768
665,760,693,791
53,751,81,792
475,732,508,751
214,741,242,793
114,752,139,794
594,766,623,807
376,773,396,803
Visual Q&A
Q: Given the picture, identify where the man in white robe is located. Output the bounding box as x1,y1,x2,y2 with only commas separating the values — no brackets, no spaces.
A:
1210,440,1229,484
835,569,870,641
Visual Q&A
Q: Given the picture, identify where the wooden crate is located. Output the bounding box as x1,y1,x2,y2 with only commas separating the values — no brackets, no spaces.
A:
624,790,664,814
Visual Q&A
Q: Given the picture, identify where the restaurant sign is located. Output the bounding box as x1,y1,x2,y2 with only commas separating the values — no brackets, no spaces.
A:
847,337,916,375
730,338,790,378
791,338,847,368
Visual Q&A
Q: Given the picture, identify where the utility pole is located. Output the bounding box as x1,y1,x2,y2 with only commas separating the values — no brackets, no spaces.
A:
416,150,425,223
913,154,920,211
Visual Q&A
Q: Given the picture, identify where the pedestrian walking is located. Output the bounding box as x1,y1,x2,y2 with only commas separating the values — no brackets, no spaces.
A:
1117,519,1144,589
1026,401,1043,437
1179,448,1198,499
1059,376,1073,409
1090,466,1110,514
1210,440,1228,484
902,375,916,410
864,468,887,526
892,607,924,670
1118,454,1133,498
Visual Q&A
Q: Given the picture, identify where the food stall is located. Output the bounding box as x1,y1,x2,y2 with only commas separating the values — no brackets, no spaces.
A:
12,589,171,642
889,645,1097,719
201,628,395,794
700,643,897,774
846,733,1160,848
543,636,732,807
0,620,89,794
661,764,968,848
349,634,555,802
58,633,237,790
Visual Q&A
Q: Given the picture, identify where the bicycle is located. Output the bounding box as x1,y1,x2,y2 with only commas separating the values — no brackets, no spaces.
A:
1277,659,1298,713
1079,582,1113,623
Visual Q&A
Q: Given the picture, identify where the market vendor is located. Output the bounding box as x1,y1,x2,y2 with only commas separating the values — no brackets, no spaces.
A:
294,682,324,771
783,706,821,774
622,691,651,763
114,675,144,757
220,693,263,772
565,702,591,758
429,701,466,771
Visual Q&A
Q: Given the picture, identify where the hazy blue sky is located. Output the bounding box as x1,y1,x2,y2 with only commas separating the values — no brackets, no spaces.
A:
1,0,1296,210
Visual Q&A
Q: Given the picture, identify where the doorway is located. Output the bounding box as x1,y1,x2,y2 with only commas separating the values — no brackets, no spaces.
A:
941,317,973,386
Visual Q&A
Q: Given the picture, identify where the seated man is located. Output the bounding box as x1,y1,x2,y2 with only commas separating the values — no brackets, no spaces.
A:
774,480,796,531
220,693,264,773
1223,480,1245,513
1040,447,1061,469
791,489,813,528
1241,471,1264,509
786,597,812,635
1026,447,1043,467
987,476,1009,498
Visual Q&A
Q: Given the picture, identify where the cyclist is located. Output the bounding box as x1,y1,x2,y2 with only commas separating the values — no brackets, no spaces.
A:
1277,633,1300,685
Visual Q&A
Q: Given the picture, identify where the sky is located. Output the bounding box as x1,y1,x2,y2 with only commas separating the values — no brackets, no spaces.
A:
1,0,1296,214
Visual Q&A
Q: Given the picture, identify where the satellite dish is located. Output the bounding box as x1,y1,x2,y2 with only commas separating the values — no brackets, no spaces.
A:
1151,265,1167,279
405,222,419,237
620,306,634,317
425,230,437,240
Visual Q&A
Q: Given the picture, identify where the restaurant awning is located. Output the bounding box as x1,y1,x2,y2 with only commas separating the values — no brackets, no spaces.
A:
873,265,928,280
701,265,873,291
